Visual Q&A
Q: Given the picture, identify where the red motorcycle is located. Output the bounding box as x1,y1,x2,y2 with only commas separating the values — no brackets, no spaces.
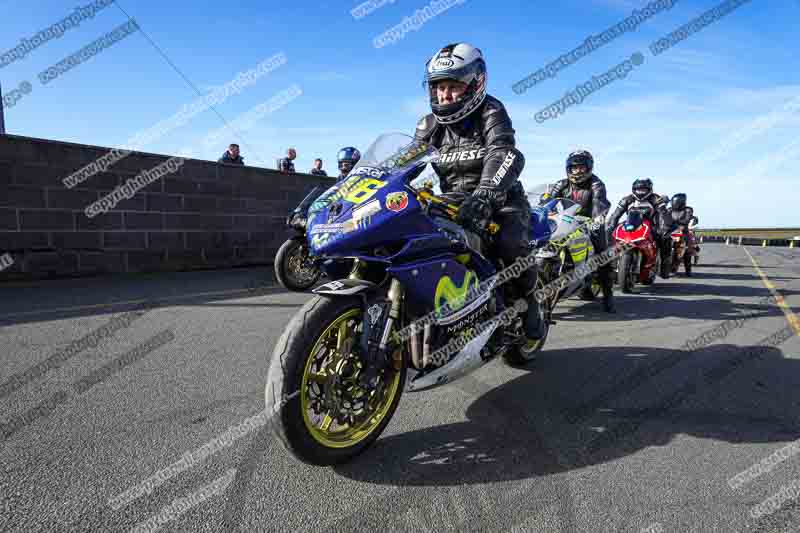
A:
612,210,661,293
670,227,696,276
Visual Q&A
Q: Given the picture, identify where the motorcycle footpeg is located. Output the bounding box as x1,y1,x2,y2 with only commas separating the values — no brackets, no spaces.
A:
502,331,526,345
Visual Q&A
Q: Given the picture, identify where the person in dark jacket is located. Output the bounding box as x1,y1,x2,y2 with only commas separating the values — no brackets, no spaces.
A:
670,193,699,273
607,178,673,278
279,148,296,173
413,42,544,347
310,158,328,176
218,144,244,165
545,150,616,312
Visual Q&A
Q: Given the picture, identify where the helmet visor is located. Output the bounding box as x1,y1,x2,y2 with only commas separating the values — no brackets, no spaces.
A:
568,164,588,175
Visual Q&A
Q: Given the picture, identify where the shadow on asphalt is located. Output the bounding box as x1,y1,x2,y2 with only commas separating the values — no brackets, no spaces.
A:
0,266,322,327
558,291,797,323
333,342,794,486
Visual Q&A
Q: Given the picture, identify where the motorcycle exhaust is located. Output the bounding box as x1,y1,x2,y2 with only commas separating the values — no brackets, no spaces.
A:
422,323,432,368
410,330,422,369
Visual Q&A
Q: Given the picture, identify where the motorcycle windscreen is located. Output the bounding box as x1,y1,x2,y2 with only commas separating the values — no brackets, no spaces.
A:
305,133,443,256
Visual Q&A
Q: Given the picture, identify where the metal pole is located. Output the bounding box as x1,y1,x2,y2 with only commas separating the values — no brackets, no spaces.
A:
0,81,6,134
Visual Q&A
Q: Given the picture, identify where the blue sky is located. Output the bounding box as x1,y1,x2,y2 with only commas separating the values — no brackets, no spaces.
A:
1,0,797,228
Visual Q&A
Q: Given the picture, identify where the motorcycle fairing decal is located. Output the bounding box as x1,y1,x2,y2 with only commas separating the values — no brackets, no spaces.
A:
434,272,495,326
311,233,334,247
352,199,381,222
406,323,497,392
435,270,480,318
385,191,409,212
350,166,385,178
310,174,387,212
342,178,386,204
309,223,345,235
388,258,489,317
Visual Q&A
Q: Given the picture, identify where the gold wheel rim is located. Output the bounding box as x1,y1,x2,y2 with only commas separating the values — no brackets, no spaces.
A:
300,308,401,448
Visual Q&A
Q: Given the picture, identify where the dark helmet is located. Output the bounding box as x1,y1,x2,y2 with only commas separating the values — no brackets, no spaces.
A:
337,147,361,174
423,43,487,125
565,150,594,185
671,193,687,211
632,178,653,201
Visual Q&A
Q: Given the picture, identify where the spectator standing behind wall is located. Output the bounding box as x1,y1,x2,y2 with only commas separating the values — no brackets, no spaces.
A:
278,147,296,173
310,158,327,176
218,144,245,165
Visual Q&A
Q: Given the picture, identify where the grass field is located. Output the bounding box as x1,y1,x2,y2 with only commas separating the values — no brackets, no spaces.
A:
697,229,800,239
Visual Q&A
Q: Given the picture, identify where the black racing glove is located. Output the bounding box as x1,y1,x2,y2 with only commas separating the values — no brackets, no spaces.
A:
457,193,493,235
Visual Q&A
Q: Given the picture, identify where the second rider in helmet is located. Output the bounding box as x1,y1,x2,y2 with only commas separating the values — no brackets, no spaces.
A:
608,178,674,278
545,150,616,313
414,42,544,346
337,147,361,180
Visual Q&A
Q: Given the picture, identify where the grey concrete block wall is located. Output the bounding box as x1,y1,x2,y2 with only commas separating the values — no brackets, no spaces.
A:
0,134,335,281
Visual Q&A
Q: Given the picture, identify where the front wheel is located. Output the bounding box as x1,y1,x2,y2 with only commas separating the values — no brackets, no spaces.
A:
617,250,634,293
274,237,322,291
266,295,405,466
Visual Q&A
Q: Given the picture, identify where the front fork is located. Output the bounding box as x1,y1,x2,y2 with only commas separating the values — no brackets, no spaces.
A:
356,275,405,388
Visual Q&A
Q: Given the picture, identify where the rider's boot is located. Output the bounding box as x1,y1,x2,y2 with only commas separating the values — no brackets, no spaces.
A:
518,267,546,343
659,236,672,279
599,263,616,313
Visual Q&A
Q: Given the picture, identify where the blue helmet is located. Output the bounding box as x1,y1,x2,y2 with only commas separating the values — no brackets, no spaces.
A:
337,147,361,173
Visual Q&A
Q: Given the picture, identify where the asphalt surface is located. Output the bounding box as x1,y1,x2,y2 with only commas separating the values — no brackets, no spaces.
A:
1,243,799,532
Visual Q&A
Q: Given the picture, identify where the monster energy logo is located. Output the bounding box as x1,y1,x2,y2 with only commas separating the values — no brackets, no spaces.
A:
434,271,480,318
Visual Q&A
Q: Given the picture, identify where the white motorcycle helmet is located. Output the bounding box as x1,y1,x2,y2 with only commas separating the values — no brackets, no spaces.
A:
423,42,487,125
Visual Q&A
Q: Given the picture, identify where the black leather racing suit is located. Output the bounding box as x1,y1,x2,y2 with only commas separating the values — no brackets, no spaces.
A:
672,207,699,252
546,175,614,302
414,95,537,329
608,192,673,274
671,207,698,229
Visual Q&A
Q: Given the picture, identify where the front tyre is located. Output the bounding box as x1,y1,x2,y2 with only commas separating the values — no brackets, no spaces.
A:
275,237,322,291
266,295,405,466
617,251,634,293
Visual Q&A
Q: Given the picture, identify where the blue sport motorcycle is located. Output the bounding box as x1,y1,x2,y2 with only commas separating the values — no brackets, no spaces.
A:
265,133,556,466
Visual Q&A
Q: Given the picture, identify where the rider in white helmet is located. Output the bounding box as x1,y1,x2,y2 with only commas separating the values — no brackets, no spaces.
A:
414,43,544,345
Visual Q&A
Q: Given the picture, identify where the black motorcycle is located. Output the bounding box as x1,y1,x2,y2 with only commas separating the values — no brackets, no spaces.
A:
275,186,358,291
275,186,326,291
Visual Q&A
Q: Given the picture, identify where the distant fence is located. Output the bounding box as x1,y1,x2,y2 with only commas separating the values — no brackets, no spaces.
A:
696,230,800,249
0,134,336,281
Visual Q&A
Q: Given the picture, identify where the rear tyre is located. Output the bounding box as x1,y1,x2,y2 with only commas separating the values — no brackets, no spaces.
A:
504,299,550,366
266,295,405,466
684,253,692,277
503,270,552,366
